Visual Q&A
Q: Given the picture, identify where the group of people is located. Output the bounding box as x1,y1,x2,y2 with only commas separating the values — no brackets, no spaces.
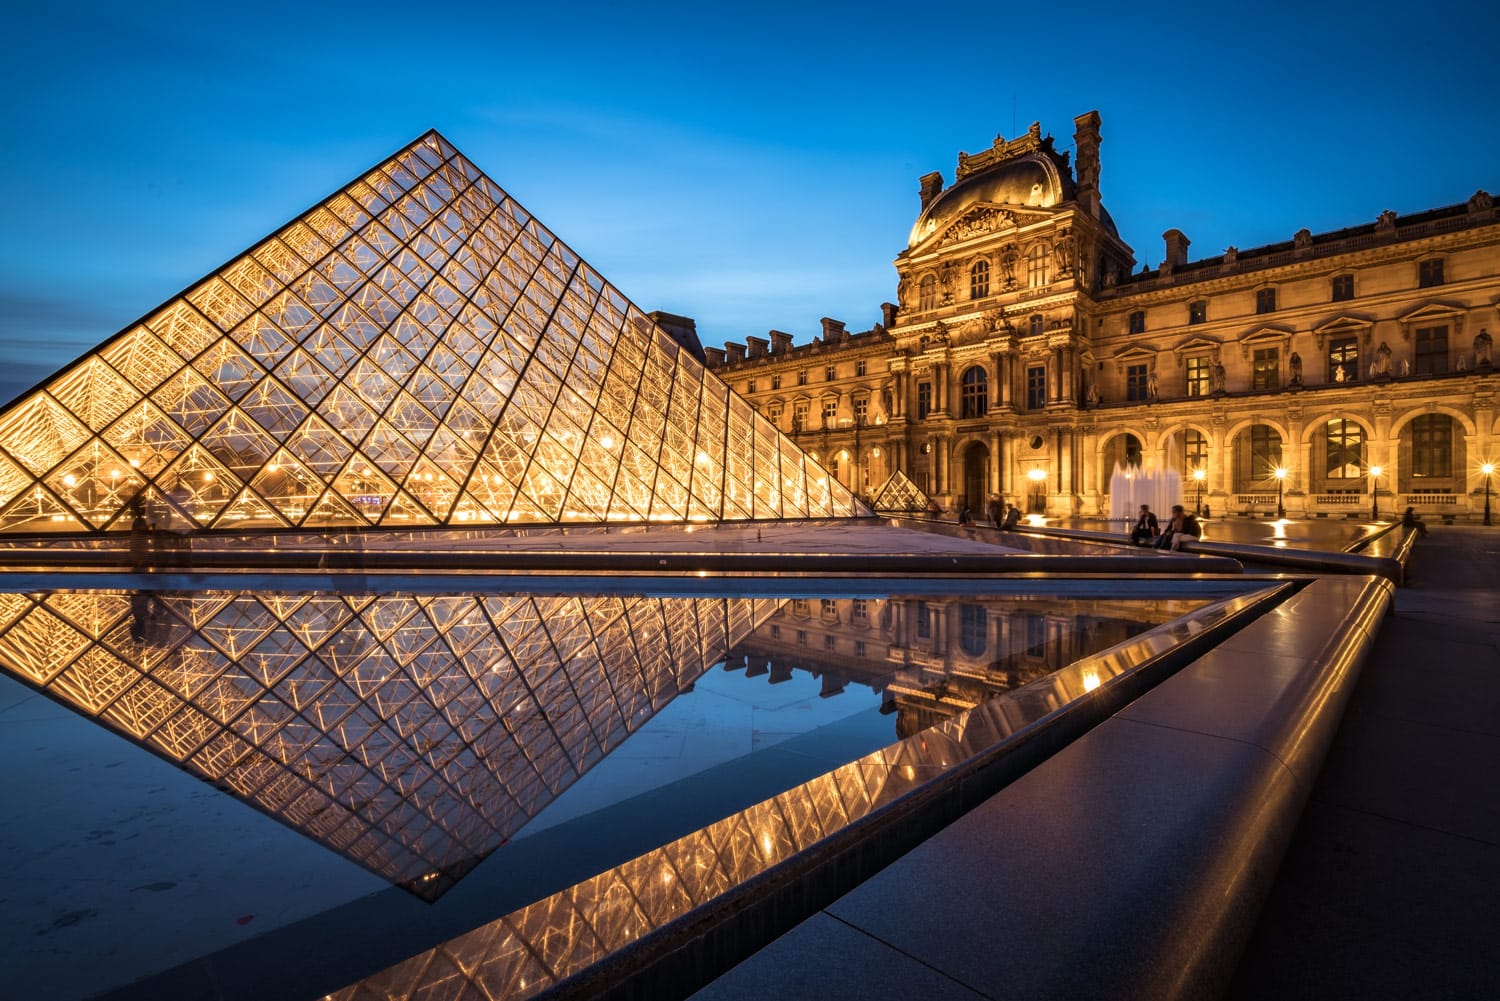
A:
1130,503,1202,551
958,497,1023,530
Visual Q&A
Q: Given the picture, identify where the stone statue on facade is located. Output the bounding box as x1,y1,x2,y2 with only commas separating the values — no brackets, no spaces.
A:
1209,359,1227,395
1288,351,1303,386
999,245,1019,288
1371,341,1393,378
1147,368,1159,402
1475,328,1493,368
1086,381,1100,407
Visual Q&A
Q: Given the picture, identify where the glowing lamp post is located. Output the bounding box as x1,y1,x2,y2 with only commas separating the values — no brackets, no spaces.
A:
1192,467,1206,516
1274,466,1287,520
1369,464,1383,521
1027,467,1047,519
1484,462,1495,526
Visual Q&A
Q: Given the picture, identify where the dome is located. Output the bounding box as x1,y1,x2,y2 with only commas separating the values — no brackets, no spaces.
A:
907,153,1067,248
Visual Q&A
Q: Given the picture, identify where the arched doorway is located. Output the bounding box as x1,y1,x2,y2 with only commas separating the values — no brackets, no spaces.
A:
962,441,989,512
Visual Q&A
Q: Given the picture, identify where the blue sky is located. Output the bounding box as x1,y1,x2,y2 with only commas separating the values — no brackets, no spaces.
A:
1,0,1494,403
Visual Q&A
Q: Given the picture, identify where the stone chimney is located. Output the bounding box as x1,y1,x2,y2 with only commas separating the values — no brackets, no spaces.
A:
704,346,725,367
1163,229,1190,269
724,342,746,364
746,335,768,360
1072,111,1102,219
881,301,899,328
820,318,847,344
919,171,944,210
769,330,793,354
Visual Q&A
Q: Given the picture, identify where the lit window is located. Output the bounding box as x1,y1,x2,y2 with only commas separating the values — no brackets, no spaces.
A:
1418,258,1444,288
1183,429,1207,479
1327,336,1358,383
919,275,937,311
1027,245,1051,288
1325,419,1365,479
1250,425,1283,480
853,397,868,425
1256,288,1277,314
1185,356,1210,397
822,398,838,422
793,401,809,431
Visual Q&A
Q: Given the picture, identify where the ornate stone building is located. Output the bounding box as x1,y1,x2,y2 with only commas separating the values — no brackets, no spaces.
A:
707,112,1499,520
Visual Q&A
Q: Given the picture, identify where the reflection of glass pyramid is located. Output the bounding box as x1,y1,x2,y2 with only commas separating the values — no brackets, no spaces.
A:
0,131,866,533
870,468,931,513
0,588,776,899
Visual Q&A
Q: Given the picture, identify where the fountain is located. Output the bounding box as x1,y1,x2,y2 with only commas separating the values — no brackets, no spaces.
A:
1108,463,1183,526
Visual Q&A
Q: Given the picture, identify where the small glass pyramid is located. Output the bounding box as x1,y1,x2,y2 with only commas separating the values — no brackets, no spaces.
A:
0,131,867,533
870,468,932,514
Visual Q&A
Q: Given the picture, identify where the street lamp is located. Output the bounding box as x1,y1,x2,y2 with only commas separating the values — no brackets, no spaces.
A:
1484,462,1495,526
1192,467,1206,516
1369,464,1383,521
1274,465,1287,519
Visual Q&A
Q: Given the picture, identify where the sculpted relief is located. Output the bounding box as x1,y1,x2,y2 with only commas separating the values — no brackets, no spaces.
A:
936,207,1018,247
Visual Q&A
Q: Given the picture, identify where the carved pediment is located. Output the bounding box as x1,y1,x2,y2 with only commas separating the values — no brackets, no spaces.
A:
1112,344,1158,374
1312,313,1374,349
1397,300,1467,341
1237,324,1294,360
1171,335,1221,368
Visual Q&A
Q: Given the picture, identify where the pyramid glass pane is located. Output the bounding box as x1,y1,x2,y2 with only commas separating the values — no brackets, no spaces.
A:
871,469,933,514
0,131,867,533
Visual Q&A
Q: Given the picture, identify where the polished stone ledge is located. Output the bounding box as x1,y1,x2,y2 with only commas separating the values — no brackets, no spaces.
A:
692,573,1393,1001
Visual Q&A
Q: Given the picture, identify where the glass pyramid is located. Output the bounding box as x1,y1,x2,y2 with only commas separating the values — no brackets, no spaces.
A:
870,468,931,514
0,131,867,534
0,586,778,899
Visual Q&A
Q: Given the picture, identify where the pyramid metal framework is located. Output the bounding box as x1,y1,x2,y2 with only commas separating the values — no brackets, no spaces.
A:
0,131,866,534
870,468,932,514
0,587,778,899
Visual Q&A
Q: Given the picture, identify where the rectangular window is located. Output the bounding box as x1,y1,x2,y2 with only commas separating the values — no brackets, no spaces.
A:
825,365,836,381
915,601,931,639
1185,356,1210,397
770,373,780,390
917,381,932,420
856,359,867,377
824,635,836,652
851,599,868,623
1418,258,1444,288
1415,326,1448,374
822,399,838,422
1184,429,1208,479
1252,347,1280,390
1126,363,1149,402
746,379,756,393
770,625,780,639
797,369,808,386
1189,300,1207,325
1025,614,1046,657
854,640,866,657
1027,365,1046,409
1411,414,1451,477
1328,336,1358,383
793,402,809,432
1331,274,1354,302
796,630,806,647
1325,418,1365,479
1128,311,1146,334
1256,288,1277,314
853,397,868,424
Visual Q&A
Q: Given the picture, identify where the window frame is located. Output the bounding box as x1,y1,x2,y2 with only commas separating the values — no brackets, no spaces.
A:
959,365,988,419
1255,287,1277,314
1418,258,1445,289
1324,418,1365,479
1252,347,1280,391
1188,300,1208,325
1185,356,1210,397
1414,325,1448,375
1026,365,1047,409
1331,274,1355,302
970,259,991,300
1125,363,1149,402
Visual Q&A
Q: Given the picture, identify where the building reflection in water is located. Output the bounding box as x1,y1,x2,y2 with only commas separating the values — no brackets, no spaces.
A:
729,595,1192,738
0,586,1203,908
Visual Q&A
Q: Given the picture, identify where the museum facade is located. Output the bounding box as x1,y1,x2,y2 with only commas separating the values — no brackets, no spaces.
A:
707,111,1499,520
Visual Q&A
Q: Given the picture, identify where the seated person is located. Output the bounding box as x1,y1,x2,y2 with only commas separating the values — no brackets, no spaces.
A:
1000,503,1022,530
1155,505,1201,551
1130,504,1159,545
1401,506,1428,537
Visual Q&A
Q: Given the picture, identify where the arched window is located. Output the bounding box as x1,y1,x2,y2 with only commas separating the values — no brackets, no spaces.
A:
1250,425,1283,481
1183,429,1208,480
918,274,937,311
970,259,990,300
960,365,988,418
1410,414,1452,478
1027,245,1051,288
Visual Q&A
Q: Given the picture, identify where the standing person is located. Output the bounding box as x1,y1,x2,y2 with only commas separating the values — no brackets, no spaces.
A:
986,495,1003,527
1130,504,1159,546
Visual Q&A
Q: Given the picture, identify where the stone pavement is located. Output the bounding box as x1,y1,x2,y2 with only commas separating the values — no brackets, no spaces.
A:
1228,525,1500,999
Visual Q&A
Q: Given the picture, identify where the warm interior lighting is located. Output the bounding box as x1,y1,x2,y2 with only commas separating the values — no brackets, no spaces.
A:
1027,468,1046,481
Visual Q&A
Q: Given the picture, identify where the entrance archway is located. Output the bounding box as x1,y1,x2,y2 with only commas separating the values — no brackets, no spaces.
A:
962,442,990,512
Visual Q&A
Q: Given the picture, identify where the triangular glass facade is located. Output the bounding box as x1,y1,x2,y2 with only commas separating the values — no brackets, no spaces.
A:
870,468,931,513
0,131,867,533
0,587,778,899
